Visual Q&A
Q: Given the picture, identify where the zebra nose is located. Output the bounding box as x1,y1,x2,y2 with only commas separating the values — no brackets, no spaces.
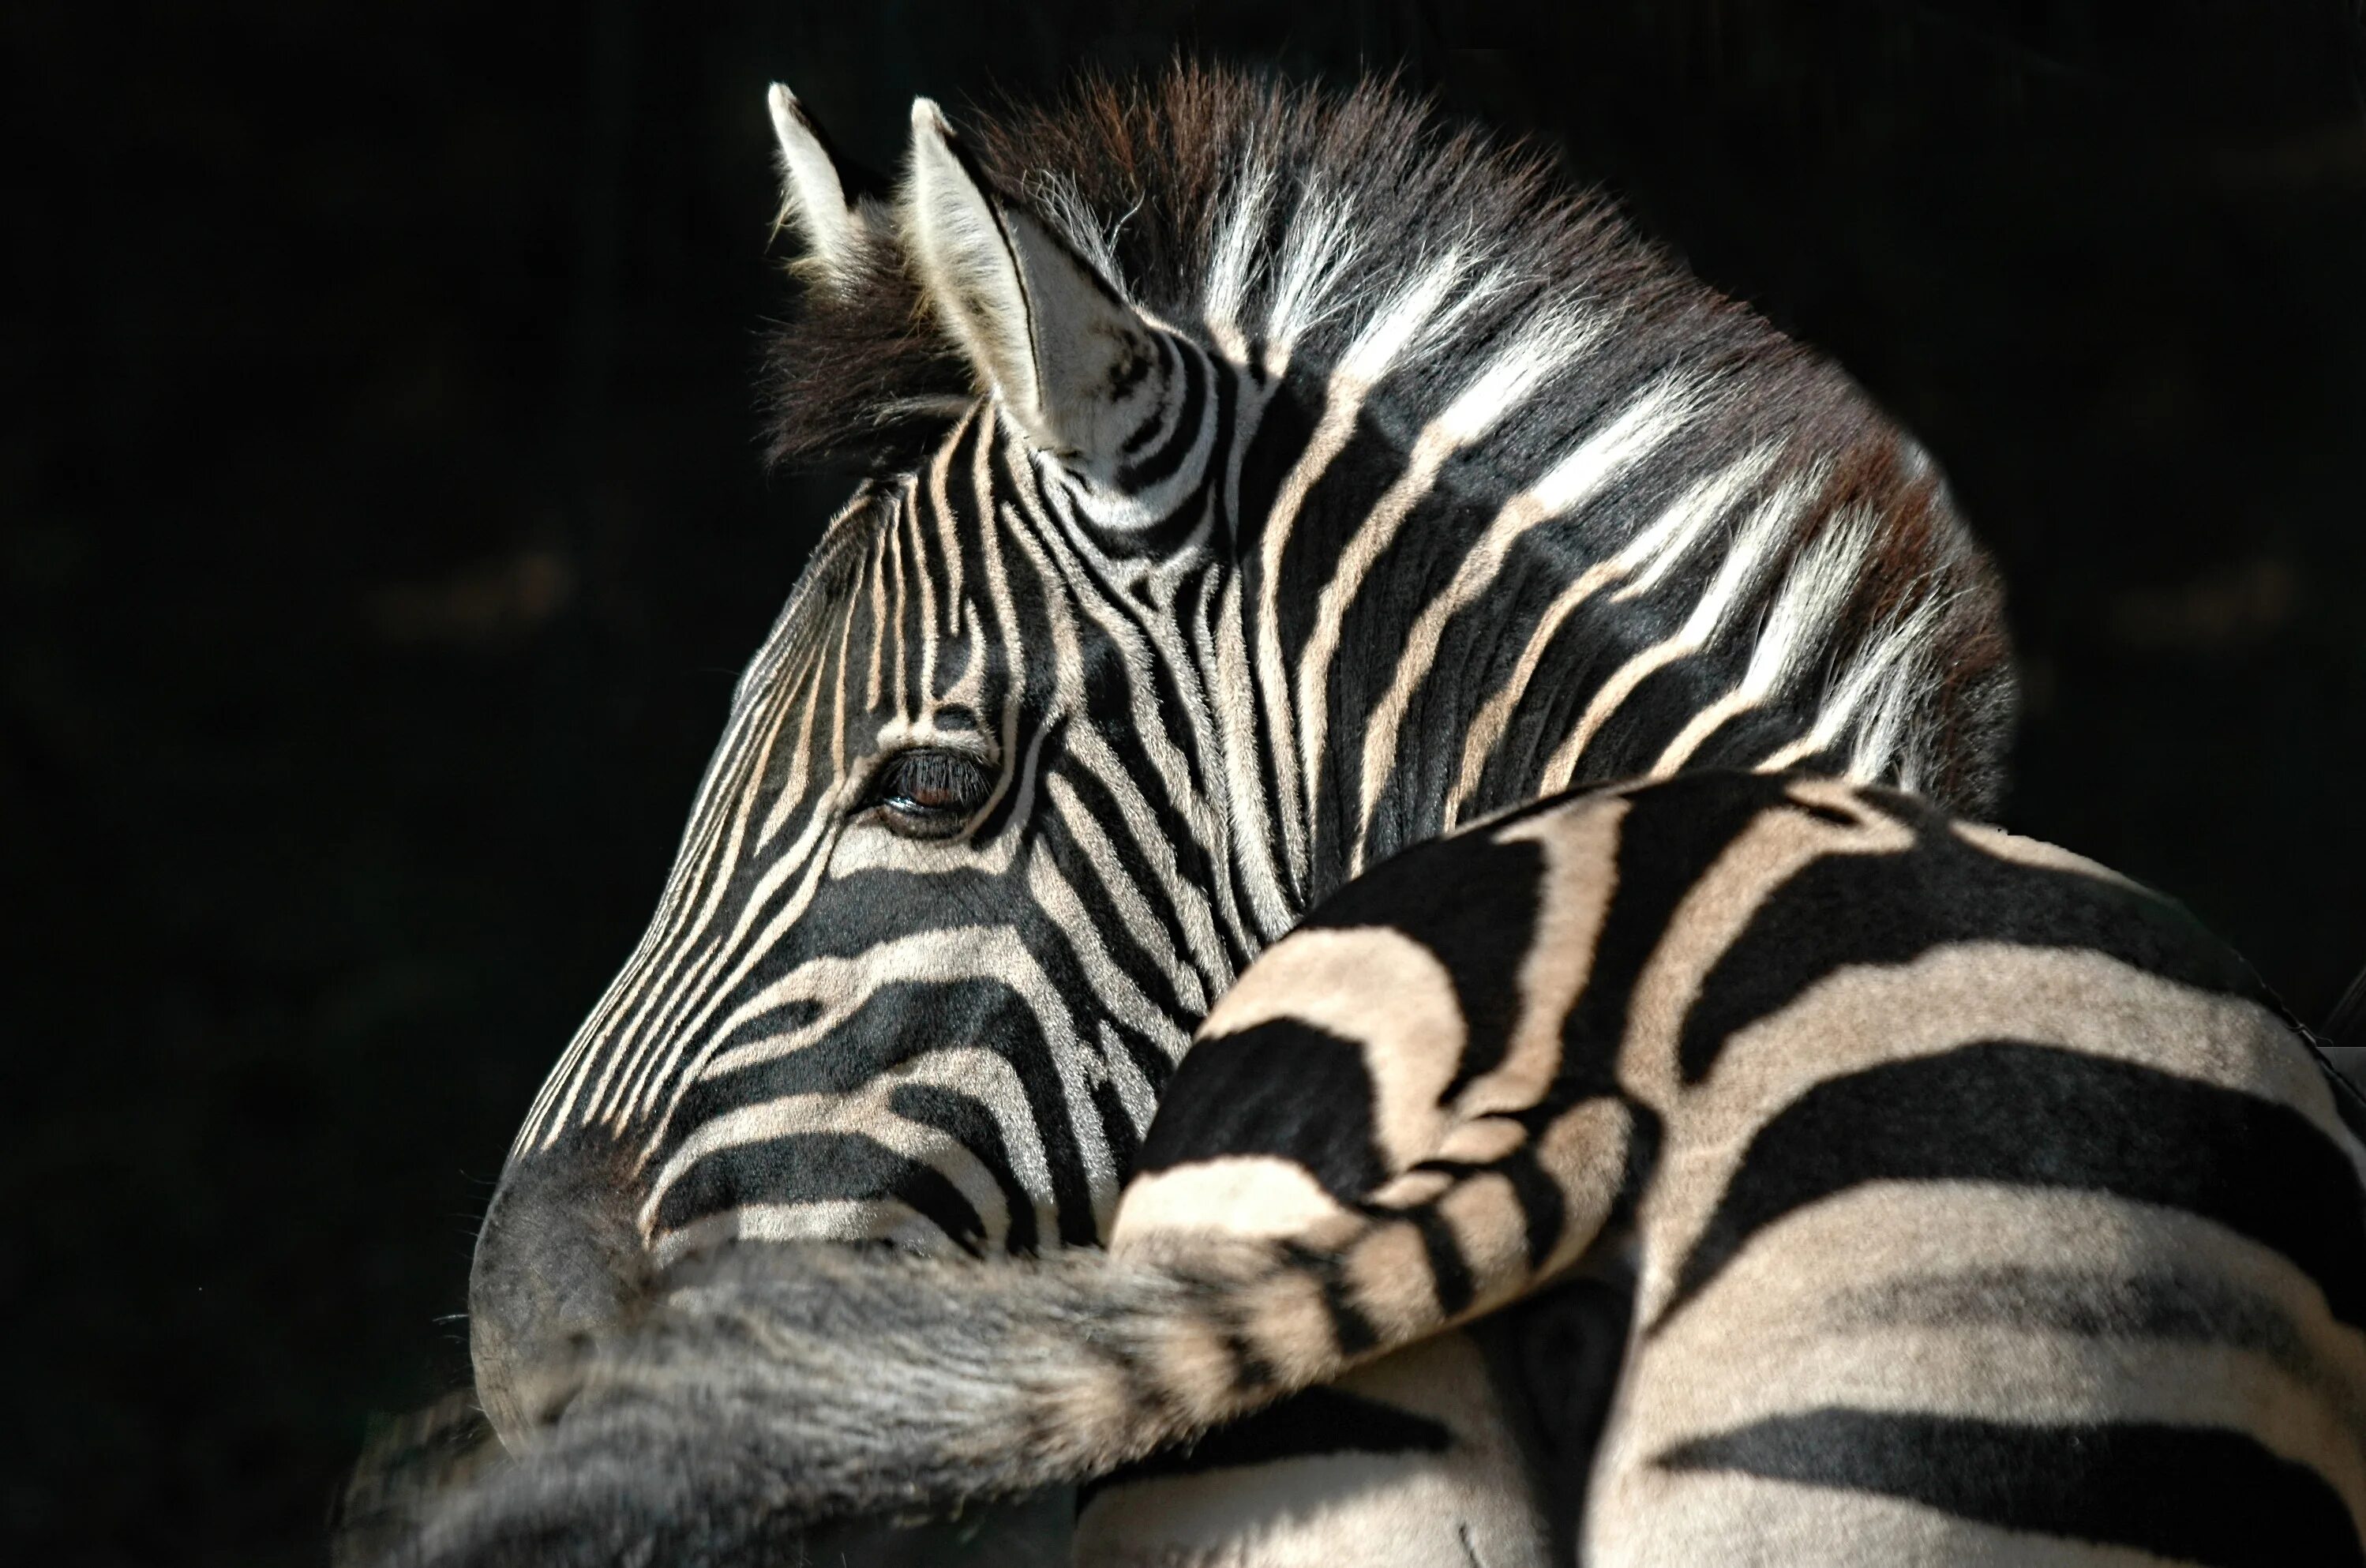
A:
467,1147,653,1449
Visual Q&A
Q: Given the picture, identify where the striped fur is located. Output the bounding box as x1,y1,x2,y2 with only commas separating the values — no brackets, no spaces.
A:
456,66,2016,1559
399,771,2366,1566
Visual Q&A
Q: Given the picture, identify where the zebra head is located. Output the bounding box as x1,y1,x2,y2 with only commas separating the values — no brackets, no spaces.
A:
469,69,2015,1446
468,88,1265,1441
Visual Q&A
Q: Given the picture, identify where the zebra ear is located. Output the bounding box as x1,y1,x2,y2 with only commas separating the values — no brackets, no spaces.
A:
767,84,872,292
902,98,1171,473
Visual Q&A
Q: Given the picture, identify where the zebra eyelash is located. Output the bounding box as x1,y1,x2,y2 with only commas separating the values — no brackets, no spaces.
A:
861,746,999,839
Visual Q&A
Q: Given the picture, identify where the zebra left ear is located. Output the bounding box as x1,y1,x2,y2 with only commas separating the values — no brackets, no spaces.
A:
902,98,1172,475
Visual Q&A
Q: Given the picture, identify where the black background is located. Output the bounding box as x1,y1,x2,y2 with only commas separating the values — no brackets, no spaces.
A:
9,4,2364,1564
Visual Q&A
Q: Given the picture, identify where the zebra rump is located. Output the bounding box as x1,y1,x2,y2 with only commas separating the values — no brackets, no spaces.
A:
370,771,2366,1565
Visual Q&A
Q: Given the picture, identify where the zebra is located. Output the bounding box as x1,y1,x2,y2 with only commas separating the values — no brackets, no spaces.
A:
396,768,2366,1566
453,65,2015,1562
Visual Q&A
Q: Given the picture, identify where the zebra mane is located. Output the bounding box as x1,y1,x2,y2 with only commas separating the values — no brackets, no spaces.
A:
763,63,1727,472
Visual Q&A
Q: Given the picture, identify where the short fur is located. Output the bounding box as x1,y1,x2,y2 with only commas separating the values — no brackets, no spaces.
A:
372,771,2366,1563
451,62,2027,1566
759,69,2015,825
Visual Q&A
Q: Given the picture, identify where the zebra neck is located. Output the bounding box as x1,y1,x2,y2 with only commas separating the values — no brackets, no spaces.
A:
1232,358,2001,912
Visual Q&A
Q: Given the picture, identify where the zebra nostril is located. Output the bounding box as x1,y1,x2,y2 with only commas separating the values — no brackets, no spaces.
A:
467,1148,651,1450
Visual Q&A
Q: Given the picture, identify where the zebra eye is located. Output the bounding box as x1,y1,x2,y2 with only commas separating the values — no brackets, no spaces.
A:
868,748,994,839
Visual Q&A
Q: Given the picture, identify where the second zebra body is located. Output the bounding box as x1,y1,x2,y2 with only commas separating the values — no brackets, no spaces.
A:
412,770,2366,1566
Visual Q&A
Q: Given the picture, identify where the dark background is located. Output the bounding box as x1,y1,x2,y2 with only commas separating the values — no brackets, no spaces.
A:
9,3,2364,1563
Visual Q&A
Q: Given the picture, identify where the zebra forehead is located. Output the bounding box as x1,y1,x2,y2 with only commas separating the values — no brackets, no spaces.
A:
740,467,1003,713
733,485,896,712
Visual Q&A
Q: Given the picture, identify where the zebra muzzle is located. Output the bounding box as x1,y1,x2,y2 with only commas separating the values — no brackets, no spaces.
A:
467,1148,654,1448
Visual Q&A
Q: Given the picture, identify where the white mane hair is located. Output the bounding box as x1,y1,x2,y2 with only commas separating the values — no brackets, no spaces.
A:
762,63,1759,474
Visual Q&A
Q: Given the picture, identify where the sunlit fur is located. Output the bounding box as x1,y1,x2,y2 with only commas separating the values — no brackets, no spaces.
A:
404,772,2366,1566
504,61,2011,1254
456,63,2019,1559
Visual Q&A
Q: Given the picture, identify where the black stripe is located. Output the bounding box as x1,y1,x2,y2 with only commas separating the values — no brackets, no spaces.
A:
881,1083,1040,1255
663,1005,833,1121
1593,652,1730,783
1302,829,1547,1101
1038,760,1197,1025
1655,1409,2364,1566
1612,1096,1663,1223
1273,418,1395,671
1221,1324,1277,1398
1657,1041,2366,1333
1453,466,1696,816
1205,354,1239,531
1111,330,1168,422
1411,1206,1476,1318
1470,782,1623,838
1493,1142,1569,1272
1002,941,1125,1252
1838,1265,2323,1385
657,965,1095,1251
1677,799,2267,1083
1135,1018,1389,1202
1681,708,1824,782
1555,771,1802,1088
1087,1071,1143,1203
1116,337,1202,490
1312,1253,1382,1358
1307,471,1472,881
1230,384,1318,907
653,1131,987,1251
915,409,984,613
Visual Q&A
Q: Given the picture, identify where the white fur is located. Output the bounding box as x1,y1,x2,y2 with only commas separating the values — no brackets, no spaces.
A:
902,99,1176,484
767,84,864,290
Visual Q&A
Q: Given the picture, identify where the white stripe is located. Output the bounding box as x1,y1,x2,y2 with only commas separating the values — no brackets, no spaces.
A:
644,1085,1021,1250
1350,375,1678,858
1045,770,1212,1018
1022,820,1194,1047
652,1198,943,1266
755,641,831,852
1441,422,1759,827
1247,257,1484,891
635,720,1056,1168
1757,586,1954,778
1202,166,1271,362
1652,497,1867,776
1295,313,1577,832
1261,181,1362,351
998,463,1230,988
1540,465,1806,790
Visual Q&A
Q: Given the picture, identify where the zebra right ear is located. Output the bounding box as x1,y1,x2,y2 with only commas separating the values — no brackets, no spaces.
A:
902,98,1174,483
767,84,873,293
